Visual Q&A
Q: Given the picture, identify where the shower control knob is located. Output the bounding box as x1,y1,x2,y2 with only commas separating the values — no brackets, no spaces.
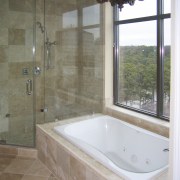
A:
34,66,41,76
40,108,48,112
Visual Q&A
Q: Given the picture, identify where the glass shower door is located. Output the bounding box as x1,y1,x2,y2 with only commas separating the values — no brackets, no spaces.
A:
0,0,35,147
42,0,104,123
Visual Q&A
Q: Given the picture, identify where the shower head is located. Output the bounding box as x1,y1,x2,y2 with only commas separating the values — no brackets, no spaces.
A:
36,21,45,33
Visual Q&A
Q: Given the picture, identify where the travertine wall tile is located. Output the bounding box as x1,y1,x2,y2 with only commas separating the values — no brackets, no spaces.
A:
86,167,105,180
9,0,26,12
105,107,169,138
9,0,33,13
36,130,47,164
8,12,26,29
8,45,25,62
0,29,8,45
70,156,86,180
46,136,57,175
0,63,8,81
8,62,33,79
0,0,9,11
0,11,8,28
57,144,70,180
8,29,25,45
36,0,44,14
0,46,8,62
25,29,33,46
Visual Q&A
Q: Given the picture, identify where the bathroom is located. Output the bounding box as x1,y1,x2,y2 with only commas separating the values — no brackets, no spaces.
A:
0,0,179,179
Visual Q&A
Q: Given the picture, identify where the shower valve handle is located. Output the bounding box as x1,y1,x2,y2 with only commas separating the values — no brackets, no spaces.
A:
26,79,32,95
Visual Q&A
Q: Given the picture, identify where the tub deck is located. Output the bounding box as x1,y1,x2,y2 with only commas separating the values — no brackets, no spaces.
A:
36,114,168,180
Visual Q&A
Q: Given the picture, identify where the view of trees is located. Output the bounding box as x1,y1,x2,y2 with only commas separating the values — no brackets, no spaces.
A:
118,45,170,116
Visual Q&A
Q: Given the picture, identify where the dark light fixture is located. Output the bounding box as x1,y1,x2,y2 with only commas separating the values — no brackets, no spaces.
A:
97,0,143,10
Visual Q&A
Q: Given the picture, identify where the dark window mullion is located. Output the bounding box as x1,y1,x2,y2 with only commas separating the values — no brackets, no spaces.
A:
156,0,164,117
115,14,170,25
113,6,119,104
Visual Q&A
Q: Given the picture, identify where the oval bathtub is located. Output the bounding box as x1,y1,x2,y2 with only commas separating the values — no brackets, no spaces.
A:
54,115,169,180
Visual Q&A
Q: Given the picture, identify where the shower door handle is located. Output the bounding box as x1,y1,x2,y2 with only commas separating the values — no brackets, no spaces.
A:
26,79,32,95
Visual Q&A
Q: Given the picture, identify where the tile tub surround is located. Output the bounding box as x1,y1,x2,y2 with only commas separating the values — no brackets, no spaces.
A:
104,106,169,138
36,114,168,180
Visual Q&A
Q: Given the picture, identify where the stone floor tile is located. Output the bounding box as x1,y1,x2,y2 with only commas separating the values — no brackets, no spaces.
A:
0,172,23,180
0,154,16,172
22,175,49,180
4,157,35,174
25,159,51,177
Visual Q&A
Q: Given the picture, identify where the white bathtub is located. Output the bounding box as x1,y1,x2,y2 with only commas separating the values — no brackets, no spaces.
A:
54,115,169,180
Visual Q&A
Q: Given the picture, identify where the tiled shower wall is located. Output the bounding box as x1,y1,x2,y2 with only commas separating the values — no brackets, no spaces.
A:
36,0,104,123
0,0,34,146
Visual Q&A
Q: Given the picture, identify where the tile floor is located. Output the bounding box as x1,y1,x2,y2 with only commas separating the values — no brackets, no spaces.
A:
0,154,57,180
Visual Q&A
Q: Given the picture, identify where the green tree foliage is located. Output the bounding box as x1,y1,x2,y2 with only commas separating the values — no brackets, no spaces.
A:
119,45,170,111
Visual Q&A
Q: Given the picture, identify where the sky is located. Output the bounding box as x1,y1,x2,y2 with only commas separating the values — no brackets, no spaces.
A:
62,0,171,45
119,0,171,46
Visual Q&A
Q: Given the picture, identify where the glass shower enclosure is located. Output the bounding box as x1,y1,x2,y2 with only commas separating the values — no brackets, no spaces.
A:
0,0,104,147
0,0,36,147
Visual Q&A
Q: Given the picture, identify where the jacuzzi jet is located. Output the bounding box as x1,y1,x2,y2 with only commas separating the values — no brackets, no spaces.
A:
145,159,151,165
163,148,169,152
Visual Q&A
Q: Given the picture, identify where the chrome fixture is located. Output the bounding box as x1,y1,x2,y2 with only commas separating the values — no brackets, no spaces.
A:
36,21,57,70
22,68,29,75
36,21,45,33
26,79,32,95
163,148,169,152
34,66,41,76
40,107,48,112
45,38,57,69
97,0,143,10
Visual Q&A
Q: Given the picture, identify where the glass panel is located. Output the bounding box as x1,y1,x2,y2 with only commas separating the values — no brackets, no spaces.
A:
83,28,100,40
43,1,104,122
164,0,171,14
81,27,102,113
119,0,156,20
118,21,157,113
0,0,35,146
63,10,78,29
83,4,100,26
163,19,171,117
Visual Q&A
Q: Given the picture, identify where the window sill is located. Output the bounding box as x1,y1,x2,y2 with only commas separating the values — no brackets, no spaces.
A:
104,105,169,138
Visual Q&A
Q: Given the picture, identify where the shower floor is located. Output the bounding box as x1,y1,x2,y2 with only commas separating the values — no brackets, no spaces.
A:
0,154,57,180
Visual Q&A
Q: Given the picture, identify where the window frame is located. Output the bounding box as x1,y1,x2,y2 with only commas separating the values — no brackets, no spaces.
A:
113,0,171,121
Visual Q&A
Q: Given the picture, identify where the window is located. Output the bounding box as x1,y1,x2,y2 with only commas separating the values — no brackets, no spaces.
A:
114,0,171,120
